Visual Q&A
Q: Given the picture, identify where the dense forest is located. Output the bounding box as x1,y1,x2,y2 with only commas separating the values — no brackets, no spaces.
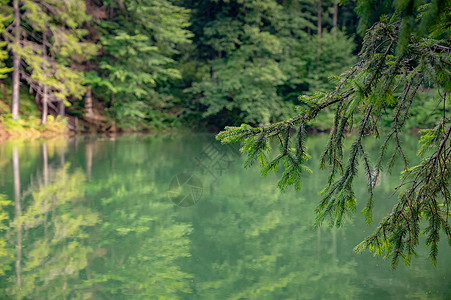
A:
0,0,450,287
0,0,445,134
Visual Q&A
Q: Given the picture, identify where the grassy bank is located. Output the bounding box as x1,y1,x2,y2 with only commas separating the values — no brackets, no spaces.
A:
0,115,69,141
0,84,69,140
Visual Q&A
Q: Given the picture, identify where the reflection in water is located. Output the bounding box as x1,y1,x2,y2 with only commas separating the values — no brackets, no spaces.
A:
85,140,93,180
0,135,449,299
4,141,99,299
12,146,22,292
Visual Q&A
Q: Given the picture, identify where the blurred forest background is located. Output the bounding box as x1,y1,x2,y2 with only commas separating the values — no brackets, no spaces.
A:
0,0,445,134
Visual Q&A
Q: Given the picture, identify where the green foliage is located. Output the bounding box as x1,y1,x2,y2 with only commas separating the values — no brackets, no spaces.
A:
406,89,451,129
190,26,288,124
0,83,40,116
356,0,450,53
0,0,359,131
217,2,451,267
18,0,96,100
0,194,13,277
355,0,394,35
0,0,12,79
6,166,98,299
90,0,192,129
186,0,356,127
0,113,67,137
303,29,356,94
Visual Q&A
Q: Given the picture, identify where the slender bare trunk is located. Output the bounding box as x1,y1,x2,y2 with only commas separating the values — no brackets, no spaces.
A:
41,85,48,125
74,117,79,132
12,147,22,290
332,2,338,70
317,0,322,63
59,100,65,118
11,0,21,121
333,1,338,29
85,84,93,116
41,32,48,125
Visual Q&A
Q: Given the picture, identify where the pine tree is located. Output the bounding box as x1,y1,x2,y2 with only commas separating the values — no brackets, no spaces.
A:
303,29,355,93
185,0,356,128
188,0,289,126
187,1,291,126
2,0,97,123
217,1,450,268
87,0,192,129
5,0,21,120
0,0,12,79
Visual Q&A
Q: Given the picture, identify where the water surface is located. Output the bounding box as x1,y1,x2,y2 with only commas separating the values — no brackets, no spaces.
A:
0,134,449,299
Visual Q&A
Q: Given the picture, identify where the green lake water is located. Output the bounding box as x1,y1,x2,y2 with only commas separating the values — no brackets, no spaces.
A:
0,134,450,299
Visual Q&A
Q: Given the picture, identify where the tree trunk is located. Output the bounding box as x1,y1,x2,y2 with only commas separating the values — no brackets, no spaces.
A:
317,0,322,63
59,100,65,118
11,0,21,121
12,146,22,289
333,1,338,29
41,85,48,124
41,32,48,125
75,117,79,132
85,84,93,116
332,2,338,70
110,90,114,108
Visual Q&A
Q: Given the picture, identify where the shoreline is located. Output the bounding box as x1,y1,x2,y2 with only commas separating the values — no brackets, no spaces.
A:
0,122,193,142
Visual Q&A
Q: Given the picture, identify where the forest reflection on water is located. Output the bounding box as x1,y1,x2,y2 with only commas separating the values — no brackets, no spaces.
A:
0,134,449,299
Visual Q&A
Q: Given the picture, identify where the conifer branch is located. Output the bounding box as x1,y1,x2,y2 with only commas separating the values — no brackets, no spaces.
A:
217,17,451,267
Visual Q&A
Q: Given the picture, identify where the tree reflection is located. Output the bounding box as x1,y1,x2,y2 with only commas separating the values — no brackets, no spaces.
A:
84,138,194,298
180,164,358,299
0,135,449,299
2,143,98,299
12,146,23,292
0,193,13,294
